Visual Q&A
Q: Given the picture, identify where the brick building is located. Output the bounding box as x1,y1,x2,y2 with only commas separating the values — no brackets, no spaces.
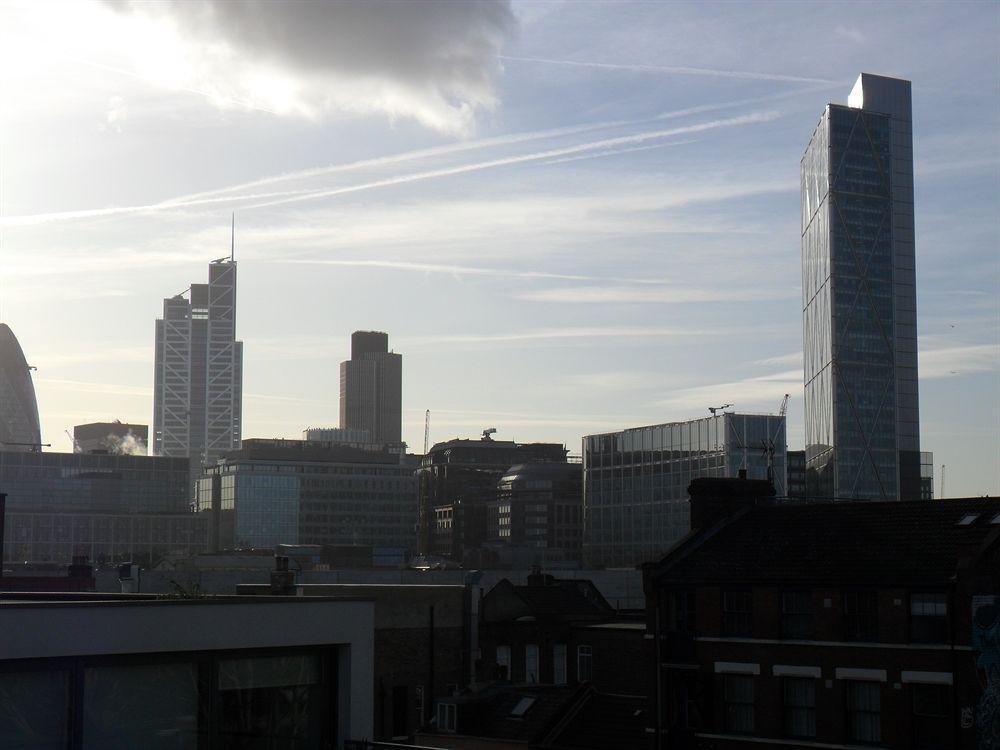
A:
643,476,1000,749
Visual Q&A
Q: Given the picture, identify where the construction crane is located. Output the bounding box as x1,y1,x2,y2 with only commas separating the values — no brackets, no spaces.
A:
423,410,430,454
778,393,790,417
708,404,733,416
940,464,946,499
65,430,80,453
482,427,497,441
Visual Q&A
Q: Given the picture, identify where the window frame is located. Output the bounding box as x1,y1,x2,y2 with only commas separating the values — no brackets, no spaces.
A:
721,590,753,637
576,645,593,683
780,590,814,640
843,590,879,642
846,680,881,743
723,674,754,734
782,677,816,739
909,592,949,644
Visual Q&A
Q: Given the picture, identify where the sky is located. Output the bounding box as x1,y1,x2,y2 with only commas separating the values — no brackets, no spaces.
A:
0,0,997,497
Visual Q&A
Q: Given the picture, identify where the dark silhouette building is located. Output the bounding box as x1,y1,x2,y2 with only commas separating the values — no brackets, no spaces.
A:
487,462,583,563
644,477,999,749
0,323,41,451
417,436,568,562
340,331,402,445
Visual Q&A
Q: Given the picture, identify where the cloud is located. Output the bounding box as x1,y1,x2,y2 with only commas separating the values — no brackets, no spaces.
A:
516,286,796,304
103,0,516,134
920,343,1000,379
833,26,866,44
753,351,804,367
654,369,803,413
499,54,838,85
103,94,127,132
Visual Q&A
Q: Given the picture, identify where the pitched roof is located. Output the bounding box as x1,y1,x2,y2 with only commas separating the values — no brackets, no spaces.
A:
538,690,647,750
648,497,1000,587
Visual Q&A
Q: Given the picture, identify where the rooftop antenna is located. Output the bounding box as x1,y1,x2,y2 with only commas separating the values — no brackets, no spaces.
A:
708,403,733,416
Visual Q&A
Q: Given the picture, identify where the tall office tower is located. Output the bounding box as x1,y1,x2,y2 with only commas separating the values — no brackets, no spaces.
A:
0,324,41,451
339,331,402,445
153,257,243,474
802,73,920,501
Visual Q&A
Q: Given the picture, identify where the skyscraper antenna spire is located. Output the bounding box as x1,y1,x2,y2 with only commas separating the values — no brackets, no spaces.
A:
230,212,235,262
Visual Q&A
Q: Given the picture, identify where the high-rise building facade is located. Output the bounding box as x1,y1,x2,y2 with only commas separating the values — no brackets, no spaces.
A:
0,324,41,451
153,258,243,474
582,413,786,567
339,331,402,445
802,73,920,501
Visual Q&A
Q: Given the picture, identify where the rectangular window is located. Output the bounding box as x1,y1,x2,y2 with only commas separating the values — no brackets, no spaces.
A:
723,675,754,733
553,644,567,685
496,645,511,680
847,681,881,742
436,703,456,732
912,683,950,749
781,591,813,639
673,590,696,633
844,591,879,641
783,678,816,738
577,645,593,682
525,644,539,684
722,590,752,637
910,593,949,643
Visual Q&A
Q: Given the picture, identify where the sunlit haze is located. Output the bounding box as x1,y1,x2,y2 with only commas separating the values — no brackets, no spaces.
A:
1,0,996,497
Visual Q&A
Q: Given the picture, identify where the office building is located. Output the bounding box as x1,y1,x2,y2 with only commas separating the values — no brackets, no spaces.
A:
417,435,568,560
196,438,418,553
644,477,999,749
583,412,786,567
787,448,807,498
153,256,243,475
487,462,584,561
73,421,148,455
802,73,920,500
0,450,204,566
339,331,402,445
921,451,934,500
0,323,41,451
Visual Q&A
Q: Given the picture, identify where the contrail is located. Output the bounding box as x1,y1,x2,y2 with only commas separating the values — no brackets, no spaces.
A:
541,139,697,166
1,109,778,226
500,54,839,85
242,110,780,211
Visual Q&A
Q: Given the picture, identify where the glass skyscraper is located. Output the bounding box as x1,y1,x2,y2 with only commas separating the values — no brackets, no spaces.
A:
0,323,41,451
801,73,920,501
583,413,786,567
153,257,243,477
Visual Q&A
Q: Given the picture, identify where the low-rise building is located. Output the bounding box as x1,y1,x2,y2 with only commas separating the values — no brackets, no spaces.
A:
643,476,1000,749
0,592,374,747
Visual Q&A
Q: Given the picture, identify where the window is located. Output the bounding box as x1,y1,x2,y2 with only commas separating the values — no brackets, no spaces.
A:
525,644,539,683
844,591,879,641
510,696,536,717
553,644,567,685
496,645,511,680
437,703,456,732
783,678,816,738
673,590,696,633
847,681,880,742
912,683,950,749
415,685,424,722
781,591,813,639
723,675,754,733
910,593,949,643
722,590,752,637
577,645,593,682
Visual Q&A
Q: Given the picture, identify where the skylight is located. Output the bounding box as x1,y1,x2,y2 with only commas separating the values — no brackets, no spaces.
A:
991,513,1000,526
510,697,536,717
957,513,979,526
